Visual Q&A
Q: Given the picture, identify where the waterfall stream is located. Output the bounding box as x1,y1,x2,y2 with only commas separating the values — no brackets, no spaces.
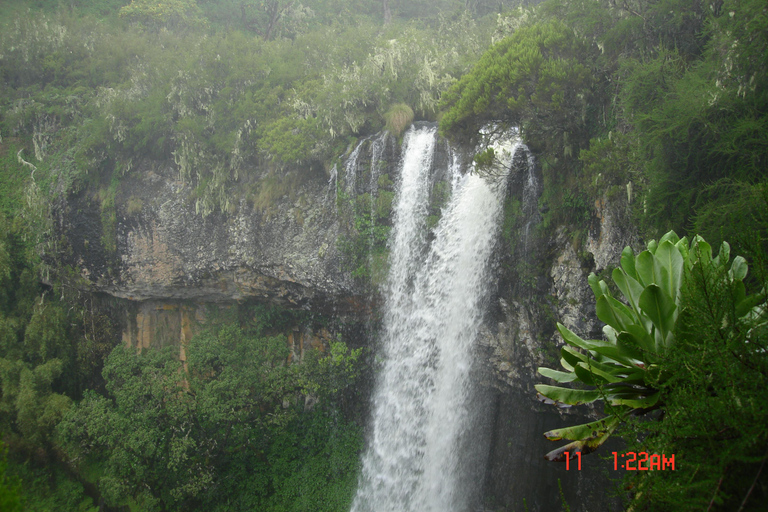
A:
351,126,524,512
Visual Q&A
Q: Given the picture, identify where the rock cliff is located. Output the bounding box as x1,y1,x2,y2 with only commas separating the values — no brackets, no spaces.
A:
59,161,359,312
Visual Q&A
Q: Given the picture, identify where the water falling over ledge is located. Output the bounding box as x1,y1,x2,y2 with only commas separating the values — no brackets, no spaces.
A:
351,126,527,512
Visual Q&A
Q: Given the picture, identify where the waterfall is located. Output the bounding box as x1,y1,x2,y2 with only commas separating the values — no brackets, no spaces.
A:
351,126,522,512
368,131,391,261
327,163,338,207
345,137,367,197
520,149,540,260
369,130,389,204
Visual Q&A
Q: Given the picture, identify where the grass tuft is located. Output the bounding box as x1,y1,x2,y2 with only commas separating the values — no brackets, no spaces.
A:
384,103,414,137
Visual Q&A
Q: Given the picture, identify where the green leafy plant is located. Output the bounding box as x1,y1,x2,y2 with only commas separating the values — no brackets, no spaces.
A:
535,231,763,461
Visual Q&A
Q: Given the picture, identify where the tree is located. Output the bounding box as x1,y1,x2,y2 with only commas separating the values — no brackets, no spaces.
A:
238,0,298,40
439,19,596,156
58,319,363,510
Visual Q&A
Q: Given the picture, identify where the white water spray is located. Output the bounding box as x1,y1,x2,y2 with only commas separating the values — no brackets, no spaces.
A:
351,127,523,512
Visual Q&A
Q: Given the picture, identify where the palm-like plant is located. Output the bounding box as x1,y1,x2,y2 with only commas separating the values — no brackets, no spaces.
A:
536,231,759,461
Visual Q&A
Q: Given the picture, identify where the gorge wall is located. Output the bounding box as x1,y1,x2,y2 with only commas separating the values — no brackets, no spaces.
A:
54,125,634,511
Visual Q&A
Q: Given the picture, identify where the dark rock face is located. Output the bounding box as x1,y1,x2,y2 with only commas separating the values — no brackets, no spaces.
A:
59,161,367,316
483,388,622,512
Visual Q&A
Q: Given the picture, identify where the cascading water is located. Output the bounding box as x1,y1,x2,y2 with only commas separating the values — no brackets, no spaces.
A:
345,137,367,197
520,149,540,260
351,126,524,512
368,131,391,259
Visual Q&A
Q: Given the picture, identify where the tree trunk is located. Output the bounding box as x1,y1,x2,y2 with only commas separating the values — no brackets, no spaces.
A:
263,1,294,41
383,0,392,25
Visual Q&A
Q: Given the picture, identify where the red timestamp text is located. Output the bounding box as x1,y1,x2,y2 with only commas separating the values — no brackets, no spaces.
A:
563,451,581,470
613,451,675,471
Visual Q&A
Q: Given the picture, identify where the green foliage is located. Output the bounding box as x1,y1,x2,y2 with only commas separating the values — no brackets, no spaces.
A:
439,19,595,155
7,460,97,512
0,143,29,217
58,316,364,511
610,0,768,239
0,443,24,512
439,16,602,232
258,115,325,165
579,131,641,202
257,406,363,512
692,181,768,252
119,0,207,30
437,0,767,247
1,1,765,508
473,147,496,169
0,213,76,452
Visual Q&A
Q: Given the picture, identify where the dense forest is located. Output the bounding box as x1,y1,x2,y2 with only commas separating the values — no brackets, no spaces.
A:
0,0,766,510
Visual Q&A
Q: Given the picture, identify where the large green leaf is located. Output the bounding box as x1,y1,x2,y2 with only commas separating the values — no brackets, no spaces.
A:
560,345,591,371
576,361,623,384
676,237,690,266
538,231,761,462
584,357,645,382
736,290,767,318
559,357,575,372
639,284,676,349
588,272,605,299
538,367,577,383
543,420,619,461
658,230,680,246
534,384,601,405
620,246,639,281
558,323,640,366
730,255,748,281
653,240,684,301
616,330,656,365
690,237,712,266
596,295,636,332
544,416,621,441
556,322,592,351
612,268,644,315
573,363,598,385
713,241,730,268
635,250,655,287
591,341,644,367
602,383,654,398
610,391,660,409
557,324,612,352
